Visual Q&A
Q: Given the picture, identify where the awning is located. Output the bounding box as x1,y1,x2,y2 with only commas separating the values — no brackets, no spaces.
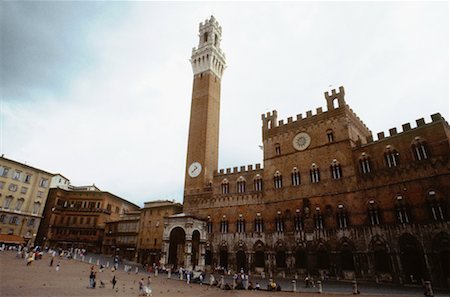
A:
0,234,25,244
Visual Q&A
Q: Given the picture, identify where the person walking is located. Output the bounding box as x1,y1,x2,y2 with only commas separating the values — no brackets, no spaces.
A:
139,278,145,296
112,275,117,289
89,271,95,288
56,261,60,271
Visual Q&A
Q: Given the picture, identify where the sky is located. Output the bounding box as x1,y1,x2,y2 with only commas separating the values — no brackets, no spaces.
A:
1,1,448,207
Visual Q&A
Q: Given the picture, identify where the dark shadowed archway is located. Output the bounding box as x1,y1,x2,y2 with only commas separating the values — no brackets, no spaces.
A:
236,250,246,272
168,227,185,268
399,234,427,283
191,230,200,269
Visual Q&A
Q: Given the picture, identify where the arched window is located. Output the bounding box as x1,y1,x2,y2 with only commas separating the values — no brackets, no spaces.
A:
275,143,281,156
275,211,284,233
221,179,229,194
237,214,245,233
3,196,13,209
327,129,334,143
310,164,320,183
314,207,324,230
330,159,342,179
254,174,263,191
395,196,410,224
337,204,349,229
207,216,213,233
220,215,228,233
254,213,264,233
294,209,303,231
291,167,301,186
384,145,400,168
427,191,445,221
237,176,246,193
368,200,381,225
359,152,371,174
15,198,25,211
273,171,283,189
412,137,430,161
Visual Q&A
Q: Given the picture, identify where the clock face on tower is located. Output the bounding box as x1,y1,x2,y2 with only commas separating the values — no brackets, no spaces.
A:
188,162,202,178
292,132,311,151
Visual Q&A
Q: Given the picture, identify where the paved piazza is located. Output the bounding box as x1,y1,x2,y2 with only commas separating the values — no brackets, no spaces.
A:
0,251,447,297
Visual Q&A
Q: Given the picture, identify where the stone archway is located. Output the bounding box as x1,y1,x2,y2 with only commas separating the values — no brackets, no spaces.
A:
191,230,200,269
220,246,228,269
236,250,246,272
399,233,427,283
168,227,186,268
432,232,450,287
253,240,265,272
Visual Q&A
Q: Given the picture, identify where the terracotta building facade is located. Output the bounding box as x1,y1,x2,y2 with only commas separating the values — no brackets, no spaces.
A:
138,200,182,266
37,186,139,253
0,156,54,246
102,210,141,260
162,16,450,288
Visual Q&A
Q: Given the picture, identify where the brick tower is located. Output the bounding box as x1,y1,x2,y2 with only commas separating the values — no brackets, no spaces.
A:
184,16,226,202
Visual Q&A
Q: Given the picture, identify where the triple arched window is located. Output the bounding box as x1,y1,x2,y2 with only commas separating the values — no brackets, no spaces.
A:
237,176,246,193
254,175,263,191
220,215,229,233
395,196,410,224
236,214,246,233
273,171,283,189
412,137,430,161
254,213,264,232
427,191,445,221
359,153,371,174
314,207,324,229
275,211,284,233
310,164,320,183
294,209,303,231
337,204,348,228
368,200,381,225
330,159,342,179
221,179,229,194
291,168,301,186
384,145,400,168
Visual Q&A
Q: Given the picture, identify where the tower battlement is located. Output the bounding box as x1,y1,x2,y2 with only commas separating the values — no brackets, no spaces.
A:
365,113,447,143
190,15,226,79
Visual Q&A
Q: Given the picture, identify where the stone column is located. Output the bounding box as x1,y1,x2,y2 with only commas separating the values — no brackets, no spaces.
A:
185,241,192,270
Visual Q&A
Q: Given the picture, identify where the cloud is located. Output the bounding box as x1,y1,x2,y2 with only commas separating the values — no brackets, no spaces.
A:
1,2,448,207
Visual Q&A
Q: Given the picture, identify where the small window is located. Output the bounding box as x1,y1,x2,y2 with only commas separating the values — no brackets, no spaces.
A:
384,146,400,168
237,176,246,193
254,175,263,191
236,214,245,233
275,211,284,233
221,179,229,194
327,130,334,143
15,198,24,211
275,143,281,156
291,168,301,186
294,209,303,231
32,202,41,214
254,213,264,232
3,196,13,209
39,178,49,188
207,216,213,233
310,164,320,183
8,184,18,192
314,208,324,229
412,137,430,161
220,215,228,233
337,204,349,229
359,153,371,174
13,171,21,180
273,171,283,189
427,191,445,221
330,160,342,179
203,32,208,43
368,200,381,225
24,174,32,183
395,196,410,224
0,167,9,177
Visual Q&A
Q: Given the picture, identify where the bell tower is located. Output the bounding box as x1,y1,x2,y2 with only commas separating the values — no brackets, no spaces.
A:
184,16,226,200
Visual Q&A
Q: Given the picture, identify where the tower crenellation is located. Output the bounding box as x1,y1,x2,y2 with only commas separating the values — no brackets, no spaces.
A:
190,15,226,79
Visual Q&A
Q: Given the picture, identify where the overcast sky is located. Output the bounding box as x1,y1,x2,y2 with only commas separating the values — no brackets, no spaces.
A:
1,1,448,207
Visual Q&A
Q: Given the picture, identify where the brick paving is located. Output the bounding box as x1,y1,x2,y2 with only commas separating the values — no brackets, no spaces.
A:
0,251,448,297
